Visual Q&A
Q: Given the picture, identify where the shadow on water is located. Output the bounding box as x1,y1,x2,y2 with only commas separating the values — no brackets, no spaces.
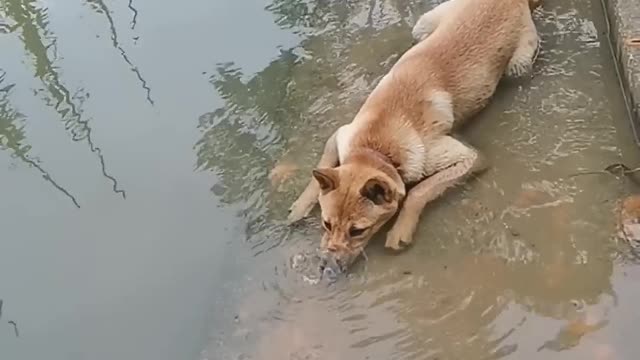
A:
198,0,640,359
0,0,129,202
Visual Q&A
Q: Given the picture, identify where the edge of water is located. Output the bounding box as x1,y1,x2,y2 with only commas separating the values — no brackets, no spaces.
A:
602,0,640,146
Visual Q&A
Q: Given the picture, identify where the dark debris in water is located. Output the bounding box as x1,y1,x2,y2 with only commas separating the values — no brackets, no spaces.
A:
569,163,640,183
508,226,521,237
8,320,19,337
0,300,20,337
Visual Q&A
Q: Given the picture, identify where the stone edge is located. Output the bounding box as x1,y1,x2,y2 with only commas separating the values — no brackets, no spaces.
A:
602,0,640,144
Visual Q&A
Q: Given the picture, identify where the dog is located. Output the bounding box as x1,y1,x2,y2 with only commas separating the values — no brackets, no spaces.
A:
287,0,542,274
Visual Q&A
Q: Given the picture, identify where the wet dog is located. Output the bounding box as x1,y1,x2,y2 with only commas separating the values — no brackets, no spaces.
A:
288,0,542,274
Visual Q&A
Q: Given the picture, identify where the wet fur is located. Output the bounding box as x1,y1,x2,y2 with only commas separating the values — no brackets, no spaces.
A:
288,0,542,266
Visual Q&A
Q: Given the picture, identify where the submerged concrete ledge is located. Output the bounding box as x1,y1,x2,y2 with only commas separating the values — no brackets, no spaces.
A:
603,0,640,142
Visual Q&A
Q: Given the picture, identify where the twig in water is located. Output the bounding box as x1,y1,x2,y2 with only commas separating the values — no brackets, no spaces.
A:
8,320,19,337
361,249,369,262
360,249,370,277
569,163,640,178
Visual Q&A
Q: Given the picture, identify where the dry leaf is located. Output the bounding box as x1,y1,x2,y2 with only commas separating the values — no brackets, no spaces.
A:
269,161,299,190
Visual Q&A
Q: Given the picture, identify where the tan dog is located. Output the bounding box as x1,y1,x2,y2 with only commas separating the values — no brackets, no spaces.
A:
288,0,542,272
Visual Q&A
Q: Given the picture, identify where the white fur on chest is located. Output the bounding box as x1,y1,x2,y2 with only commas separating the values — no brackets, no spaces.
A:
396,125,427,183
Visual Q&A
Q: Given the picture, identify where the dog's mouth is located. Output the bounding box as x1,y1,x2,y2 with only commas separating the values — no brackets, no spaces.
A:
318,249,367,282
318,256,343,282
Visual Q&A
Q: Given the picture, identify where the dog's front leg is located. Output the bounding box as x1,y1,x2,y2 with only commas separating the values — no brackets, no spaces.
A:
385,136,485,250
287,129,340,224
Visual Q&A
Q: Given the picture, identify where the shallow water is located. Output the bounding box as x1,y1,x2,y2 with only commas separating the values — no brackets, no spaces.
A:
1,0,640,359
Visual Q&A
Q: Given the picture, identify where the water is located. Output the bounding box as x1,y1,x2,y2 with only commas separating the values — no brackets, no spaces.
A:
1,0,640,359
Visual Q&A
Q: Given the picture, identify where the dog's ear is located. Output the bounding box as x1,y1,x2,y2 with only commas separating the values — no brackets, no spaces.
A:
312,168,339,193
360,177,394,205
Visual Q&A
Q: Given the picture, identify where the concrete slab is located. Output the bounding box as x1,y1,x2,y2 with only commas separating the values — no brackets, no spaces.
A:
603,0,640,143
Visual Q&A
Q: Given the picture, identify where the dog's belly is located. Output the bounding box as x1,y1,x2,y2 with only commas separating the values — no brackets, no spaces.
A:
452,83,499,123
449,64,507,124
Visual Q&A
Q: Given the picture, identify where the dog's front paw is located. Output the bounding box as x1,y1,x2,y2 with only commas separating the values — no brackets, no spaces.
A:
385,223,416,251
287,198,316,224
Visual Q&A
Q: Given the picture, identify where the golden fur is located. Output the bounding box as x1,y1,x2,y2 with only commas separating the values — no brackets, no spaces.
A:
288,0,542,271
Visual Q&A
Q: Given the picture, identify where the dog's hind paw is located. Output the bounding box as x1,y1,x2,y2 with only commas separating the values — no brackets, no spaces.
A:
506,31,539,79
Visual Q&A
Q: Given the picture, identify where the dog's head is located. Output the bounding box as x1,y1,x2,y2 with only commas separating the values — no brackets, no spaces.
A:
313,163,405,274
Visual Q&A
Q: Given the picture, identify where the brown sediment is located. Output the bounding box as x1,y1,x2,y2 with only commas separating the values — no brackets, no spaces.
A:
512,189,554,209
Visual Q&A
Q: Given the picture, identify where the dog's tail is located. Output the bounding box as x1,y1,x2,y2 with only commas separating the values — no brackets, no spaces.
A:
528,0,542,11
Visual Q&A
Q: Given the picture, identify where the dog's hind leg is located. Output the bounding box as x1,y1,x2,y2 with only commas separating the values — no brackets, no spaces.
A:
287,130,340,224
385,136,485,250
505,10,540,78
412,0,457,42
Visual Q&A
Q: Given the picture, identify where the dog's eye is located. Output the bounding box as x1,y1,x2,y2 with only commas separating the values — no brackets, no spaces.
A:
323,220,332,231
349,227,366,237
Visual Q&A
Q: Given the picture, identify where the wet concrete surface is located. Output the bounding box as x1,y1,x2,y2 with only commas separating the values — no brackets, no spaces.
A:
603,0,640,145
2,0,640,359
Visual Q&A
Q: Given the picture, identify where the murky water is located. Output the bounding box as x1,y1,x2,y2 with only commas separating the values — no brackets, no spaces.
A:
2,0,640,359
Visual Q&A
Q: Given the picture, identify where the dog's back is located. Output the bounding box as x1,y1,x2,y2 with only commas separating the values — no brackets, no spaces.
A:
358,0,534,136
428,0,528,120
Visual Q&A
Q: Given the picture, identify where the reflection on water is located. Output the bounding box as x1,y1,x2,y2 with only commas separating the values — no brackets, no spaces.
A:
0,0,126,202
0,70,80,207
84,0,153,105
127,0,139,30
1,0,640,359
